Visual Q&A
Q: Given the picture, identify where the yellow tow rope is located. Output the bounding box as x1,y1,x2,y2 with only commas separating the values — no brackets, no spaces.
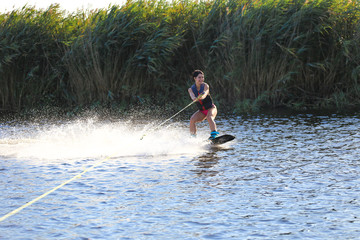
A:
0,154,113,222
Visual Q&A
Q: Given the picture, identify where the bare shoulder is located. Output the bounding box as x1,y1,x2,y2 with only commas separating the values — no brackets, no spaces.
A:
203,82,210,89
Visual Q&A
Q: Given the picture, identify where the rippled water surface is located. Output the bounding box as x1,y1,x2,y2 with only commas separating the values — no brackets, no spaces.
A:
1,113,360,239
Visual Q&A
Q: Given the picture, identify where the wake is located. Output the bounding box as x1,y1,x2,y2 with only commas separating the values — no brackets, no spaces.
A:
0,118,208,161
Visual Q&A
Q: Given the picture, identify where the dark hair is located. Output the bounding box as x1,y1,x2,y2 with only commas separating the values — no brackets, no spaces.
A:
192,70,204,78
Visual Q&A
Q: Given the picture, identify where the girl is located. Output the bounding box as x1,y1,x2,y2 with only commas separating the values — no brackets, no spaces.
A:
188,70,219,139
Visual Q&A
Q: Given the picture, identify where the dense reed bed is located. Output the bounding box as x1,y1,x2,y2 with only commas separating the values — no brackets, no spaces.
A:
0,0,359,113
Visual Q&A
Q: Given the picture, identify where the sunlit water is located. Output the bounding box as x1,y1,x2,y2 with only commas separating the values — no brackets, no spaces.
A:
1,113,360,239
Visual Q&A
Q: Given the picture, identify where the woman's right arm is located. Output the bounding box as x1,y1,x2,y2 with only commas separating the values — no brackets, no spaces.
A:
188,88,197,101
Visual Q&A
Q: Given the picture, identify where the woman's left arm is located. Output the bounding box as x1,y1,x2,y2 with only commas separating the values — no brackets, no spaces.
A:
199,83,210,99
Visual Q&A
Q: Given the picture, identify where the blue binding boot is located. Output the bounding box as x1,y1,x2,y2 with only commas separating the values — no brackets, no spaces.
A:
209,131,219,140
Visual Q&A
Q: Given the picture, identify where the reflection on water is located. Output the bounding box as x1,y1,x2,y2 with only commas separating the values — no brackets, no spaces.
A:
193,146,235,178
1,113,360,239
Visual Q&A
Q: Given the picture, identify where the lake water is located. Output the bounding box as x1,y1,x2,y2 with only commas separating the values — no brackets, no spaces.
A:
0,112,360,239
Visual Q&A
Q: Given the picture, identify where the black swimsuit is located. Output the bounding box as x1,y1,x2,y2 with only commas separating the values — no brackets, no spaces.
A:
191,83,214,111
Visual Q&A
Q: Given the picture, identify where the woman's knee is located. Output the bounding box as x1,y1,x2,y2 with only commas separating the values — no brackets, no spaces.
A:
191,112,205,123
207,110,217,119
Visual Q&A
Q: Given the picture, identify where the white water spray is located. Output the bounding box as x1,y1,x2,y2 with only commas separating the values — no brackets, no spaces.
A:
0,118,208,161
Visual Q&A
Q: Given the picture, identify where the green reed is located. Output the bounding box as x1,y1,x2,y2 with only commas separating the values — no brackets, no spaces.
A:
0,4,83,111
0,0,359,113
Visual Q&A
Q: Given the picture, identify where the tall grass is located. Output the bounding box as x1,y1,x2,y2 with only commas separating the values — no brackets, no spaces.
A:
0,4,83,110
0,0,359,113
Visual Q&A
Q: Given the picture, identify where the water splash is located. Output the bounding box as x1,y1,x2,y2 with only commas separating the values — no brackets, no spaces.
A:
0,118,208,161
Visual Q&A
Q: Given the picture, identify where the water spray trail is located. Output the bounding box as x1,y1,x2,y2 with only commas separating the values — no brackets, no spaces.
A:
0,118,207,222
0,119,205,161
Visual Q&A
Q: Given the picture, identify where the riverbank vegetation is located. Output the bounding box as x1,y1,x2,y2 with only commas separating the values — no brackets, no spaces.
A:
1,0,359,114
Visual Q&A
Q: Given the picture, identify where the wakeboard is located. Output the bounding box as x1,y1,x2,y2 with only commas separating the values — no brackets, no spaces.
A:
210,134,235,145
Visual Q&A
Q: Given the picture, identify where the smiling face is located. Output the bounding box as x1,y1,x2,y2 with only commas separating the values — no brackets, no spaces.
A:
194,73,204,86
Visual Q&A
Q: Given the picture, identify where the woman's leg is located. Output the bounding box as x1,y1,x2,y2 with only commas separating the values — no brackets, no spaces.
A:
190,111,206,135
206,106,218,132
